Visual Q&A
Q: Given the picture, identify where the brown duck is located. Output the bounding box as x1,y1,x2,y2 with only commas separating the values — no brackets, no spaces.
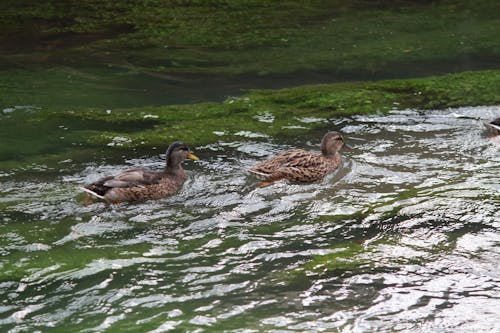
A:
249,131,348,187
82,141,199,203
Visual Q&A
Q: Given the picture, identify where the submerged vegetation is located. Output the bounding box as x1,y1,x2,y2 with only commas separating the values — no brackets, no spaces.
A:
1,3,499,331
0,0,499,108
1,0,499,76
1,2,499,173
1,1,499,178
45,69,500,147
2,69,499,175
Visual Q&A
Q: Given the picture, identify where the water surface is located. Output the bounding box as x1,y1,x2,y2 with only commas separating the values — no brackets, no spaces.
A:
0,106,499,332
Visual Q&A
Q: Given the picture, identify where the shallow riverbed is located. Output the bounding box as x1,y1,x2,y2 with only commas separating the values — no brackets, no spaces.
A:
0,105,499,332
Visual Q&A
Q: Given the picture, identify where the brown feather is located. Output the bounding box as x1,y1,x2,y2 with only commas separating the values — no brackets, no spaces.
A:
83,141,197,203
249,132,347,186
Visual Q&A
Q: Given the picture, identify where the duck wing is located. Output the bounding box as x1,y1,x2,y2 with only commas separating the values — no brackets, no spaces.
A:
277,152,331,182
102,168,163,188
250,149,331,182
281,151,325,168
250,149,310,174
84,168,163,198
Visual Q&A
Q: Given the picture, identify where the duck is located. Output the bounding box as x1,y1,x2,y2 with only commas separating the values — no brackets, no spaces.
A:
82,141,199,203
484,117,500,136
249,131,348,187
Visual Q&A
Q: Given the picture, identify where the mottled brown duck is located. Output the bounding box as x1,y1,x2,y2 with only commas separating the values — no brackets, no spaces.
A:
249,131,348,187
82,141,199,203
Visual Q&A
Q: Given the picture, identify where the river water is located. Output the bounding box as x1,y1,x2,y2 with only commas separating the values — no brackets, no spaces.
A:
0,105,499,332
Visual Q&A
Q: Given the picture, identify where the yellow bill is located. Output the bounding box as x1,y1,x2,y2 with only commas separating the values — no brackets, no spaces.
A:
186,152,199,161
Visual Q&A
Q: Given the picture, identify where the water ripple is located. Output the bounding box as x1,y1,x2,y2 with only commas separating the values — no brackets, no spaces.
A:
0,106,499,332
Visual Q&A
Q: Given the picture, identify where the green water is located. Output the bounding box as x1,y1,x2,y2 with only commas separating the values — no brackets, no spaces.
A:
1,106,499,332
2,0,500,108
1,1,500,332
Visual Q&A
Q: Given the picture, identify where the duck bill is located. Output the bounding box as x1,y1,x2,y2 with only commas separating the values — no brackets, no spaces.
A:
186,152,199,161
343,143,353,150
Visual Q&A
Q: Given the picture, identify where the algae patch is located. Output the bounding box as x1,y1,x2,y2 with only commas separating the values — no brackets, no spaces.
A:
1,1,499,109
1,1,499,77
1,70,499,175
51,70,500,148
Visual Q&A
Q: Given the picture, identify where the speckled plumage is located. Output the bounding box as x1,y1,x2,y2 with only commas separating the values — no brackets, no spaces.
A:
249,131,348,186
83,142,198,203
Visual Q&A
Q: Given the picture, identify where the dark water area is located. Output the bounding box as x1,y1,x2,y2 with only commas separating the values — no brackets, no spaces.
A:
2,58,500,110
0,106,499,332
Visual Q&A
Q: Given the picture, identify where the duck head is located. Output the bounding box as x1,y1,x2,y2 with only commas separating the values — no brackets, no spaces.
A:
165,141,199,169
320,131,349,156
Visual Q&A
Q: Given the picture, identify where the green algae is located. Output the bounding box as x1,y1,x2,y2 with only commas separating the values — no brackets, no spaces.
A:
277,232,431,286
49,69,500,147
1,1,499,77
1,1,499,111
302,242,369,273
0,242,155,283
274,241,371,287
282,222,476,284
1,69,499,175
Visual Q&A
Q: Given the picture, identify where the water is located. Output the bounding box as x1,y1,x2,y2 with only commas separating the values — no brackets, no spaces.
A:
0,106,499,332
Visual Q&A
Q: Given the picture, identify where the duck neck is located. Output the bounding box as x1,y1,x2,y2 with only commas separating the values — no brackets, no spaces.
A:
323,151,341,168
322,148,339,158
165,160,184,176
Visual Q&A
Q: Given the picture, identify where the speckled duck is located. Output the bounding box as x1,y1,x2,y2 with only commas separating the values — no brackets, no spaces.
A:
82,141,198,203
249,131,348,187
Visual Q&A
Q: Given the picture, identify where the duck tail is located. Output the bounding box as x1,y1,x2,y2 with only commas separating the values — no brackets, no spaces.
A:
256,178,285,188
80,187,106,200
248,168,270,178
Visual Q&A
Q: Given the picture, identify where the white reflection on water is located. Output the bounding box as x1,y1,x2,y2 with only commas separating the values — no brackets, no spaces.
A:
0,106,499,332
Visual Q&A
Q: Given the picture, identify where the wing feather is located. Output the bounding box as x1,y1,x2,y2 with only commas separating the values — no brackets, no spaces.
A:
250,149,333,182
104,169,162,187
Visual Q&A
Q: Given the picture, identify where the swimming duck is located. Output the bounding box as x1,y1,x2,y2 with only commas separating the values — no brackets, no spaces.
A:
249,131,348,187
484,117,500,136
82,141,199,203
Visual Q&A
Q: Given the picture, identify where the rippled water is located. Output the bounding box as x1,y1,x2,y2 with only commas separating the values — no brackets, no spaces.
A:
1,106,499,332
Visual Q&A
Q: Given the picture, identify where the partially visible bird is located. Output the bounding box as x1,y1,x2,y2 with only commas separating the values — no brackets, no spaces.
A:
249,131,348,187
82,141,199,203
484,117,500,136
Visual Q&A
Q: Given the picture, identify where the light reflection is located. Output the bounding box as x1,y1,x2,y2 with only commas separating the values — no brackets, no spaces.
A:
0,106,498,332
